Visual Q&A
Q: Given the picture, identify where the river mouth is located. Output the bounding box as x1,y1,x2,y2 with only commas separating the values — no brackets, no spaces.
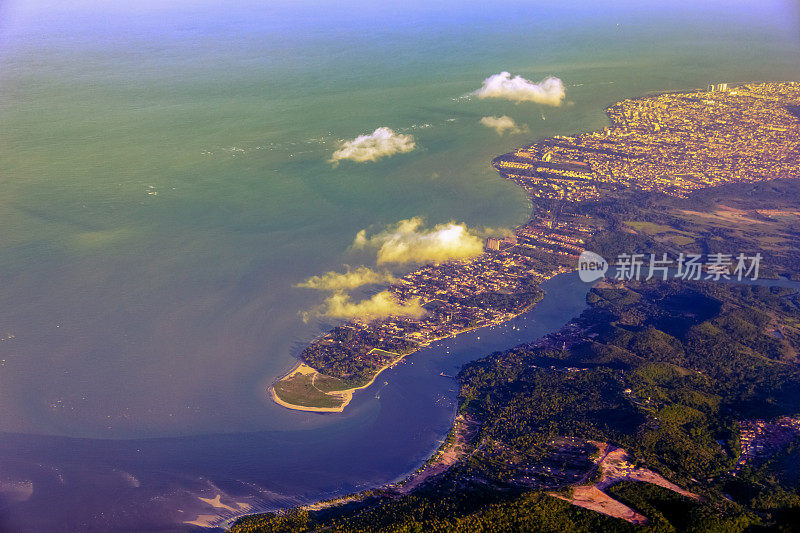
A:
0,272,595,531
4,270,792,532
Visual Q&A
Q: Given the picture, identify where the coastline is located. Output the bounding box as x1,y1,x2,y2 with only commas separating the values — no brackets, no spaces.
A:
270,357,400,413
269,363,348,413
230,272,589,529
224,405,486,529
231,80,800,531
270,284,556,412
272,80,800,414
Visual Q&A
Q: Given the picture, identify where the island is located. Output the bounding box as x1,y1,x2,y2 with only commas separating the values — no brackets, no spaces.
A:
271,81,800,412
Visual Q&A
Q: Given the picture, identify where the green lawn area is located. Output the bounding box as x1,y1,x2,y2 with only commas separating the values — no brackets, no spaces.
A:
313,373,351,393
273,372,343,408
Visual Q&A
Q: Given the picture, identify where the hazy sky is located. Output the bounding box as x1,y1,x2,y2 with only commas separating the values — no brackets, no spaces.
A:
2,0,798,42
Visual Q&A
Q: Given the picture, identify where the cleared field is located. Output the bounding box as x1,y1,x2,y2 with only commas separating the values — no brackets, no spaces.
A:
551,442,700,524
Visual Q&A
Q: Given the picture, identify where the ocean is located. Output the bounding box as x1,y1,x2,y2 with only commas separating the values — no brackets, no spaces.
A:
0,0,798,530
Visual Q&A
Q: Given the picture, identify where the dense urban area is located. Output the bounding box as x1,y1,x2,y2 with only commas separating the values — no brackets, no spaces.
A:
230,81,800,531
272,82,800,411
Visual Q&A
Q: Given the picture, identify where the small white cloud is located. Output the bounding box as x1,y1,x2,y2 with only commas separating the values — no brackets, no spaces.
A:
296,266,396,291
479,115,528,135
315,290,426,321
329,127,415,164
353,217,485,265
471,72,565,106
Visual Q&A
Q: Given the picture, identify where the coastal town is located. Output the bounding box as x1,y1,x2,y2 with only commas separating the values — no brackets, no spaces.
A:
495,82,800,202
273,81,800,411
230,79,800,533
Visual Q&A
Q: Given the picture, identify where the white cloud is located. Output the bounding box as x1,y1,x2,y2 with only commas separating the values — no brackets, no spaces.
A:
296,266,396,291
353,217,485,265
315,290,426,321
471,72,565,106
480,115,528,135
329,127,416,164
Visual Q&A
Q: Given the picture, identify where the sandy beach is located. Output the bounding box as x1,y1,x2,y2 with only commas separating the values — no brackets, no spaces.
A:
270,356,403,413
269,279,562,413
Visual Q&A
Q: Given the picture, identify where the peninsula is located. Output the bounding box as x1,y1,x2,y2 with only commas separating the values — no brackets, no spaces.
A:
241,279,800,531
271,82,800,412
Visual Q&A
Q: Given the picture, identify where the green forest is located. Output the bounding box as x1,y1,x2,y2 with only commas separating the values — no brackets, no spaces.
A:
232,280,800,532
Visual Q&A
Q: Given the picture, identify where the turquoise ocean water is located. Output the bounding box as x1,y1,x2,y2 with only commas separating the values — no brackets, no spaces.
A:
0,1,798,530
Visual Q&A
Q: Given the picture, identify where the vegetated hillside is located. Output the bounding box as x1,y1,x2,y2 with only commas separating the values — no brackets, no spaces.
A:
232,280,800,532
582,178,800,280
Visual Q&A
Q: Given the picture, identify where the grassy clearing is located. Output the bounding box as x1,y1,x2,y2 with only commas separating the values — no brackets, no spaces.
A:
273,372,343,408
368,348,401,359
313,374,350,393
